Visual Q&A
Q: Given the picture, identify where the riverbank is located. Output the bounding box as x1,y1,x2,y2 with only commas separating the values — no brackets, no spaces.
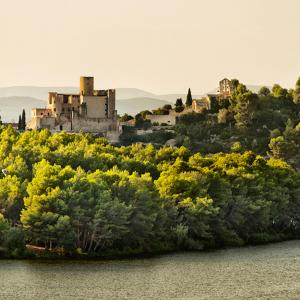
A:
1,237,298,261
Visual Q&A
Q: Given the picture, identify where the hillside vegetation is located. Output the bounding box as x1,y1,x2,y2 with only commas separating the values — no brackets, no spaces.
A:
122,78,300,169
0,127,300,258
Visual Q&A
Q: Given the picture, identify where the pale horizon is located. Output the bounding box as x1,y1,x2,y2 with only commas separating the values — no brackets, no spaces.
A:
0,0,299,94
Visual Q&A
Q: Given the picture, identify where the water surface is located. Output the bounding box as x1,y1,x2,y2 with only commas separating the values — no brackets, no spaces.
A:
0,241,299,299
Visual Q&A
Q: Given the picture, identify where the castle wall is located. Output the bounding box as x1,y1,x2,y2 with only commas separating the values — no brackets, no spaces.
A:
81,95,107,118
146,114,176,126
56,117,118,133
39,117,56,129
27,116,56,130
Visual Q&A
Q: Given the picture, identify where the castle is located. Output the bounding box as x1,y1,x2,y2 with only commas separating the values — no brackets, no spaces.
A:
27,77,119,139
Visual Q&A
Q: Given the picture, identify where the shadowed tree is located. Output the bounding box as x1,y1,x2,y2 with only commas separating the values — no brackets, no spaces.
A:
186,88,193,106
21,109,26,130
258,86,271,97
18,115,22,130
175,98,184,112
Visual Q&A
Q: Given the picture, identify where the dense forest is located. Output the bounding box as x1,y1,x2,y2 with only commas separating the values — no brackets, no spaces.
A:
0,77,300,258
0,123,300,257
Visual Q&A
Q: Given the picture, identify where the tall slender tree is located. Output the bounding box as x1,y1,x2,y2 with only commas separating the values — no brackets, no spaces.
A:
21,109,26,130
18,115,22,130
186,88,193,106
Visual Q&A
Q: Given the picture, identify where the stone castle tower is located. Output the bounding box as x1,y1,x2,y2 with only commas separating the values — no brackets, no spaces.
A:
27,76,118,140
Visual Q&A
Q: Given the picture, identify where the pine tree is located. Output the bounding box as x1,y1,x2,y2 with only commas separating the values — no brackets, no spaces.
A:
186,88,193,106
21,109,26,130
175,98,184,112
18,115,22,130
175,98,183,107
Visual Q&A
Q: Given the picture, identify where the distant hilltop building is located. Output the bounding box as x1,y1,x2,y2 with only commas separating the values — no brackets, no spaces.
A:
192,78,233,112
145,78,234,126
27,76,119,140
219,78,233,99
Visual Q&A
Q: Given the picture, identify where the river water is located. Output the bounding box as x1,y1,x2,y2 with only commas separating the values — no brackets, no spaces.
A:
0,241,299,299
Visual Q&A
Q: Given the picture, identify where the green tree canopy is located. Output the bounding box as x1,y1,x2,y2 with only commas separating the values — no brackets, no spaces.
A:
258,86,271,97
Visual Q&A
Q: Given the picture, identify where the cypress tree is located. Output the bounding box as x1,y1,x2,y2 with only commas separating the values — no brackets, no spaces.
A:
18,115,22,130
21,109,26,130
186,88,193,106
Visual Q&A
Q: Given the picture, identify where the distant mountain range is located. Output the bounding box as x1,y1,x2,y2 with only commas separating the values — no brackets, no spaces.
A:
0,85,266,122
0,97,46,123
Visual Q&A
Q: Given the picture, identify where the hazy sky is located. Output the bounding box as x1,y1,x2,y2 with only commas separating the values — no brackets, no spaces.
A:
0,0,299,94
